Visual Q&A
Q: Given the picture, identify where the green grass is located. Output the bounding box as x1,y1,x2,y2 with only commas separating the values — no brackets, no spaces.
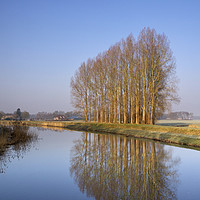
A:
70,121,200,136
63,122,200,147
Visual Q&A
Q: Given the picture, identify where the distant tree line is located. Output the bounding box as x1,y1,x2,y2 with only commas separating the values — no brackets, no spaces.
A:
34,111,83,121
0,109,30,120
71,27,178,124
160,112,193,120
0,110,83,121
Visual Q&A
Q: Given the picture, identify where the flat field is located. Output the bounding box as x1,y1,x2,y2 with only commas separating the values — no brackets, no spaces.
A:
156,120,200,128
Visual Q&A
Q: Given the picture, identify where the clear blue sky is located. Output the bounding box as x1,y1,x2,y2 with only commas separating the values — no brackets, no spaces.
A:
0,0,200,115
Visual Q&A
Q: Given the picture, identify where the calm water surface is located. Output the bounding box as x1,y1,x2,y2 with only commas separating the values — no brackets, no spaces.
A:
0,127,200,200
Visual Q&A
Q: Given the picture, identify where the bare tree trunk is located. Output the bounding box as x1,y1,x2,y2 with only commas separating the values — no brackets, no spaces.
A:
146,94,151,124
118,74,123,124
135,73,140,124
129,73,134,124
118,93,121,124
123,91,127,124
88,88,91,122
114,89,118,123
104,85,108,123
111,93,114,123
142,84,146,124
85,90,88,122
135,97,139,124
130,94,134,124
94,97,97,122
97,97,99,123
150,92,155,125
108,90,111,123
100,90,104,123
123,68,128,124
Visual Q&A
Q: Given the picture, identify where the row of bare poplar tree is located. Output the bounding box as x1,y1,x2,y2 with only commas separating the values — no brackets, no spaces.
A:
71,27,178,124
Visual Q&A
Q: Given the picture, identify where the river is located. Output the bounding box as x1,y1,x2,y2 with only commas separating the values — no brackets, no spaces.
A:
0,127,200,200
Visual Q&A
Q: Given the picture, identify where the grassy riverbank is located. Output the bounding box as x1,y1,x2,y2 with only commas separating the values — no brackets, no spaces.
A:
1,120,200,148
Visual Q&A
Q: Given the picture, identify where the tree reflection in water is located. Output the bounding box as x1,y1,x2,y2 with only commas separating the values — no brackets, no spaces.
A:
70,133,180,200
0,125,38,173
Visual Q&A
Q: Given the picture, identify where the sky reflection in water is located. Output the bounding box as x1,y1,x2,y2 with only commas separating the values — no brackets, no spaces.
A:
0,127,200,200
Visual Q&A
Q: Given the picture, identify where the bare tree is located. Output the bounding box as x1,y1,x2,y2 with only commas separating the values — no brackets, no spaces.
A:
71,27,178,125
71,62,89,121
